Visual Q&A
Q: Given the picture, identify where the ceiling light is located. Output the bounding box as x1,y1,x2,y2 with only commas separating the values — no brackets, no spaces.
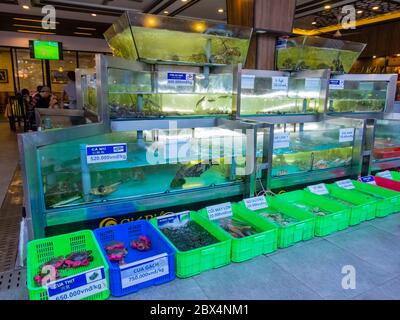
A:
324,5,331,9
372,6,379,10
181,0,188,2
77,27,96,31
17,29,56,35
91,13,97,16
14,18,60,24
74,32,92,36
218,9,224,13
312,21,317,25
357,10,363,14
373,55,377,59
396,54,400,57
22,5,30,10
13,24,46,29
163,11,169,14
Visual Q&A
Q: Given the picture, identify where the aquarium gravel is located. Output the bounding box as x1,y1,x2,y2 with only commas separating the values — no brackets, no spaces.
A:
161,221,219,252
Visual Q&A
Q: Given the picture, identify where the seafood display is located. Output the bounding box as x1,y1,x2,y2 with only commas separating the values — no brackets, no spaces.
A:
130,236,151,251
216,217,258,238
325,195,354,207
33,251,94,286
276,37,365,73
258,209,298,227
160,221,219,252
39,129,242,209
295,203,331,216
104,241,128,265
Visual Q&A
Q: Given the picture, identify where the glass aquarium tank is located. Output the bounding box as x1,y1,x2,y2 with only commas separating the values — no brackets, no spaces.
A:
104,11,252,66
254,118,364,189
240,70,328,115
328,78,393,113
82,73,97,114
38,127,250,210
107,66,234,119
372,119,400,162
276,36,365,73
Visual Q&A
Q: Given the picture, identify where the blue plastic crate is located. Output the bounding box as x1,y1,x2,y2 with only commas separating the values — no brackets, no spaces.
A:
94,220,176,297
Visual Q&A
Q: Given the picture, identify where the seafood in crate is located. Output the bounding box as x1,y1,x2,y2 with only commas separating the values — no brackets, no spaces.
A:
160,220,219,252
216,217,258,238
258,209,299,227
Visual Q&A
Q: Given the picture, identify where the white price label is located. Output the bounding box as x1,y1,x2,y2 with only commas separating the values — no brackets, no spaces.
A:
242,74,255,90
377,170,393,180
305,78,321,91
206,202,233,220
274,132,290,149
329,79,344,90
244,196,268,211
339,128,355,143
336,179,355,190
308,183,329,195
272,77,289,91
120,254,169,289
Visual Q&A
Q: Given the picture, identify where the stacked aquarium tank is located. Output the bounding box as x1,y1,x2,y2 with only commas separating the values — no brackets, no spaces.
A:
276,36,365,73
370,116,400,172
253,117,365,190
100,11,252,121
240,69,329,116
327,74,398,114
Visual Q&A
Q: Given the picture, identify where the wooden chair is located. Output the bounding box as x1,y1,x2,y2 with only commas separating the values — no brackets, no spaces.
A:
8,96,27,132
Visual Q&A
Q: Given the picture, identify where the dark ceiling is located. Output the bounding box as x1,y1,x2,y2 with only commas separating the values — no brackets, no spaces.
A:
0,0,399,38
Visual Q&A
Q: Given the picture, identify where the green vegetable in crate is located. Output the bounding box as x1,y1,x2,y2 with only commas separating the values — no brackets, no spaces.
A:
261,212,298,227
161,221,218,252
217,217,257,238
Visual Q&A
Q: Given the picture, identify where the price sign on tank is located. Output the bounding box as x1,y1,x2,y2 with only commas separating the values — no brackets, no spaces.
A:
272,76,289,91
86,143,127,164
339,128,355,143
329,79,344,90
336,179,355,189
244,196,268,211
206,202,233,220
376,171,392,180
167,72,194,87
273,132,290,149
308,183,329,195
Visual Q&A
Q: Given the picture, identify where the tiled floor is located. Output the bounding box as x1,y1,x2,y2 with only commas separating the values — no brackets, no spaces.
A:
1,216,399,300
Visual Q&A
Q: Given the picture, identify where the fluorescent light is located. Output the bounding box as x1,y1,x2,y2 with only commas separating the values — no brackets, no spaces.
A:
22,5,30,10
13,24,46,29
74,32,92,36
17,29,56,35
218,8,224,13
372,6,379,10
181,0,188,2
312,21,317,25
14,18,60,24
91,13,97,16
163,11,169,14
77,27,96,31
357,10,363,14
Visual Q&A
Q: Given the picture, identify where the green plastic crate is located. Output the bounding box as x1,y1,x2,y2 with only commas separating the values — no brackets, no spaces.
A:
277,190,351,237
197,203,278,262
237,196,315,248
27,230,110,300
352,180,400,217
315,184,378,225
150,212,231,278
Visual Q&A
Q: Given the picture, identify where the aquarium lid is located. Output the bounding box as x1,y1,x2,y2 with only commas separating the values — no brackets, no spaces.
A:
104,11,253,66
